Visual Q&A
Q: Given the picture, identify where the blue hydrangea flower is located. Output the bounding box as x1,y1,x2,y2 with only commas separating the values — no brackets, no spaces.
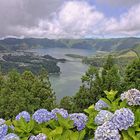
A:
95,110,113,125
29,133,47,140
95,100,109,111
94,121,120,140
69,113,88,131
4,133,20,140
121,89,140,106
0,124,8,139
51,108,68,120
15,111,30,122
111,108,134,130
0,119,5,126
32,109,54,124
29,136,36,140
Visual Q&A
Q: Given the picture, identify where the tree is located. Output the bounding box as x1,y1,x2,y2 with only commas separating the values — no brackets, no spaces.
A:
0,70,56,119
124,59,140,90
72,66,102,112
101,55,121,92
60,96,73,113
72,55,122,112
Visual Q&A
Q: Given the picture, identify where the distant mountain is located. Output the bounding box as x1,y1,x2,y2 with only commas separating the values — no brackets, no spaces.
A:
1,37,140,52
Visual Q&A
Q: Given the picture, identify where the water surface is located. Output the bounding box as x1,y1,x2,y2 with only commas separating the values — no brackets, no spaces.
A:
30,48,95,100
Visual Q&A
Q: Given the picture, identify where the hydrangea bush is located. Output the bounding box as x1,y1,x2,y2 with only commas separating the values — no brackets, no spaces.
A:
1,88,140,140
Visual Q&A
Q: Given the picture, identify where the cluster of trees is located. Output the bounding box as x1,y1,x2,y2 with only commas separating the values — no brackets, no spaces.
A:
1,54,60,74
0,69,56,119
0,55,139,119
60,56,140,112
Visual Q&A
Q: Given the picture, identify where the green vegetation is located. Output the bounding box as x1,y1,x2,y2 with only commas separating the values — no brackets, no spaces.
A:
0,69,56,119
65,54,84,59
0,54,62,74
1,37,140,51
0,53,139,117
71,55,121,112
0,50,139,139
0,38,140,139
61,56,140,113
83,44,140,70
1,89,140,139
124,58,140,90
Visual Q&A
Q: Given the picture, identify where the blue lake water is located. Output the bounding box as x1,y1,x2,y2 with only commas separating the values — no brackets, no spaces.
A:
30,48,95,101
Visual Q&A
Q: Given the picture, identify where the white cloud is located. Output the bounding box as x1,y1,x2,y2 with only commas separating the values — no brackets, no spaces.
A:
22,1,105,38
104,4,140,36
1,0,140,38
0,0,65,37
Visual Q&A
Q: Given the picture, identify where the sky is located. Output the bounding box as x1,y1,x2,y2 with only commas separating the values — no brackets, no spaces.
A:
0,0,140,39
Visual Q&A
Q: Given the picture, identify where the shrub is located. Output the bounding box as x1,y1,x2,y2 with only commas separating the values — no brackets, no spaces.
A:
0,89,140,140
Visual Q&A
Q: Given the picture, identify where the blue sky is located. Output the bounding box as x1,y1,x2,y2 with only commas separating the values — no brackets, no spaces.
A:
0,0,140,38
92,1,128,18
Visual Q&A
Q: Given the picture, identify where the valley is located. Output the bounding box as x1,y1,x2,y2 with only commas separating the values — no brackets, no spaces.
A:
0,37,140,100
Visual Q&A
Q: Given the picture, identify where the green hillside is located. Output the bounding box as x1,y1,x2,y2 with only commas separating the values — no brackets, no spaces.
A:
1,37,140,52
83,44,140,69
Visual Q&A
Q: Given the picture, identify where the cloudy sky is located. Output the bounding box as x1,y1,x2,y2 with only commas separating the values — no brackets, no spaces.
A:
0,0,140,38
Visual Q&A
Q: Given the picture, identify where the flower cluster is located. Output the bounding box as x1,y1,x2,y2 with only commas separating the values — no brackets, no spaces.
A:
0,124,8,139
0,119,5,126
111,108,134,130
121,89,140,106
94,110,113,125
32,109,54,124
69,113,88,131
1,87,138,140
51,108,68,120
94,108,134,139
15,111,30,122
94,100,109,111
94,121,120,140
4,133,20,140
29,133,47,140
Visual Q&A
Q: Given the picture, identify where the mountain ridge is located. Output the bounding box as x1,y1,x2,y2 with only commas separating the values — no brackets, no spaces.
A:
1,37,140,52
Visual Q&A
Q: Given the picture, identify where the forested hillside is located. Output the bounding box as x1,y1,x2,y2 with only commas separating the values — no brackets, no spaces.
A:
0,55,139,139
1,37,140,51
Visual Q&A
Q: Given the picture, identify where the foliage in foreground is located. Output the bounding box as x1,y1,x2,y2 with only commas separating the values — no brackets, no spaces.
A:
61,57,140,113
0,89,140,140
0,70,56,119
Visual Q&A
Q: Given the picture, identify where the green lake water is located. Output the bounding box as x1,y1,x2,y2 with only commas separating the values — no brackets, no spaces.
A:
30,48,95,100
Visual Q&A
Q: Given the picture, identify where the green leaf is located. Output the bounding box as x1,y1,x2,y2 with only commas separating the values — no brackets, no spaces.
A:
119,99,127,108
14,127,24,133
49,127,63,137
57,114,74,129
60,130,72,140
18,117,27,131
135,109,140,123
136,133,140,139
26,119,35,133
121,131,133,140
79,130,86,140
70,131,79,140
46,119,58,129
5,120,12,126
86,118,97,130
41,128,51,136
84,104,95,115
21,137,28,140
104,90,117,102
100,98,111,106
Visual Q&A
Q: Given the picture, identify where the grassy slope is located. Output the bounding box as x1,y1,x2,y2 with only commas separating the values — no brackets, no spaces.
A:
83,44,140,69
